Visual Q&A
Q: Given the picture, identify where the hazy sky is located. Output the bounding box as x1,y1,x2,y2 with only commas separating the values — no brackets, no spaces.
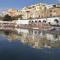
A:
0,0,59,9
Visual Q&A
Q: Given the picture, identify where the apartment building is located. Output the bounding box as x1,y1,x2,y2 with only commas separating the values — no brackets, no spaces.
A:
18,3,60,19
4,3,60,20
47,4,60,17
21,3,47,19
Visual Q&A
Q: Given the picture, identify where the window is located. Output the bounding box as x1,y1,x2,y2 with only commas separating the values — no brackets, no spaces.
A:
39,20,41,22
50,10,52,12
48,22,51,25
29,21,31,24
39,15,40,18
54,19,59,23
31,21,34,24
54,10,56,12
50,14,52,17
35,21,37,23
43,20,46,23
32,21,33,23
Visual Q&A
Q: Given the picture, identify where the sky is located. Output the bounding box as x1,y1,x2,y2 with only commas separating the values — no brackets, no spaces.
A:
0,0,60,9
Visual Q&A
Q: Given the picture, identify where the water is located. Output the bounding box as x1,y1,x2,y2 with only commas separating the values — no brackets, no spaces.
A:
0,35,60,60
0,29,60,60
15,28,60,48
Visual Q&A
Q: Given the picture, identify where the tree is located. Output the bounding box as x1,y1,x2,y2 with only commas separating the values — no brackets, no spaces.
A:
3,14,12,35
3,14,12,21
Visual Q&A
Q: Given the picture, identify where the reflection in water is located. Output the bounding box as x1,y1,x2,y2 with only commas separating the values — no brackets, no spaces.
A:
0,28,60,48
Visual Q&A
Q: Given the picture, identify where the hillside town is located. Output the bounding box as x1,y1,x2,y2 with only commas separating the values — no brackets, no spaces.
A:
0,3,60,19
0,3,60,25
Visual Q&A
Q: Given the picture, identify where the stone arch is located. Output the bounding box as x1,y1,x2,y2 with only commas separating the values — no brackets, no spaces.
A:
39,20,41,23
43,20,46,23
35,20,37,23
54,19,59,23
54,19,59,26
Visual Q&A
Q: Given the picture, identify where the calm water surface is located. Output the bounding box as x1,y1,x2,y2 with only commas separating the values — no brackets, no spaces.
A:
0,34,60,60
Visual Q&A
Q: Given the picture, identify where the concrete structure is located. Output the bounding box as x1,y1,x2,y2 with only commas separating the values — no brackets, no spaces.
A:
47,4,60,17
0,16,60,34
16,17,60,25
47,17,60,25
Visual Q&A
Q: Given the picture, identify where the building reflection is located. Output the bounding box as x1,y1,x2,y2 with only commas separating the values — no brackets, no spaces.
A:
1,28,60,48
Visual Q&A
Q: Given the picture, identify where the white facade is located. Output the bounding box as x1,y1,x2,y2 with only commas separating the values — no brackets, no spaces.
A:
15,28,29,34
20,29,29,33
16,17,60,25
16,20,29,25
47,17,60,25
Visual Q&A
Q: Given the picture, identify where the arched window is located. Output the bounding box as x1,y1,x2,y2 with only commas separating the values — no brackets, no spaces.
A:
35,21,37,23
39,20,41,23
29,21,31,24
48,22,51,25
54,19,59,23
54,19,59,26
32,21,34,23
43,20,46,23
31,21,34,25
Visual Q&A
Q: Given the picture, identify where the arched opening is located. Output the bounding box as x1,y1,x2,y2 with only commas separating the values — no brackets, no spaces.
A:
38,20,41,26
43,20,46,23
35,20,37,24
54,19,59,26
39,20,41,23
35,21,37,23
32,21,34,23
48,22,51,25
54,19,59,23
29,21,31,24
31,21,34,26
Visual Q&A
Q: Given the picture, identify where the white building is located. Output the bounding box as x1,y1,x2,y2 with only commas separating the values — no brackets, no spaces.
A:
16,17,60,25
47,17,60,25
15,17,60,33
16,19,30,25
